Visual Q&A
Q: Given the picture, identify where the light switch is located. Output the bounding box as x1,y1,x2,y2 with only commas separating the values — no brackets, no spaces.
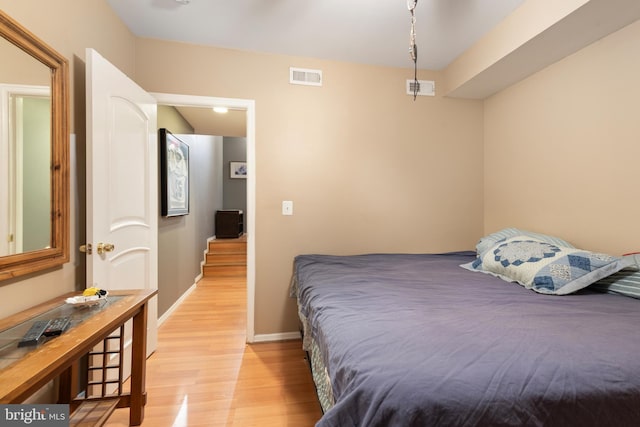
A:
282,200,293,215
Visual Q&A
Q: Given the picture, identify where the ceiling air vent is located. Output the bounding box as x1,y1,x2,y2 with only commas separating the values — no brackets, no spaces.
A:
290,67,323,87
406,79,435,97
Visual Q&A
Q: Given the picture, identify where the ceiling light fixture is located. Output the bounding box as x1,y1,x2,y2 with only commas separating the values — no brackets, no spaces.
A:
213,106,228,114
407,0,419,101
174,0,190,5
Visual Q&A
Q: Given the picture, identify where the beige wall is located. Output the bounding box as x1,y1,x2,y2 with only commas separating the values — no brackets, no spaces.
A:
484,19,640,255
134,39,485,335
158,105,194,134
445,0,588,95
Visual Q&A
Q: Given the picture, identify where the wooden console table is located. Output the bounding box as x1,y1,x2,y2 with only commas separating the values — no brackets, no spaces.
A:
0,289,156,426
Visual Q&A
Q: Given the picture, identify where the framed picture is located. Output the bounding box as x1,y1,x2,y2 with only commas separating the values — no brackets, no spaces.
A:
159,128,190,216
230,161,247,179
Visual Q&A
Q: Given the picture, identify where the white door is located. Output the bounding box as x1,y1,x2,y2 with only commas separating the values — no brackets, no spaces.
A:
86,48,158,357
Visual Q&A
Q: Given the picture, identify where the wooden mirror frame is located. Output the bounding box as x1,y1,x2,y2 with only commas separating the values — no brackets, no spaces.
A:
0,10,69,281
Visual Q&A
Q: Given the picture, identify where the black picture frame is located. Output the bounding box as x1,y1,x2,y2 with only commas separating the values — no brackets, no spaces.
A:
159,128,190,216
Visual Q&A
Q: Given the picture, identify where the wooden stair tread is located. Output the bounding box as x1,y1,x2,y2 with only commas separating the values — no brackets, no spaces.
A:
209,248,246,252
207,253,246,259
207,251,246,256
209,241,246,245
209,235,246,243
203,235,247,277
208,246,246,254
208,246,246,250
205,261,247,266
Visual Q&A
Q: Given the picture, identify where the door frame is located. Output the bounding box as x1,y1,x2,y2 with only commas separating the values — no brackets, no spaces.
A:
151,92,257,343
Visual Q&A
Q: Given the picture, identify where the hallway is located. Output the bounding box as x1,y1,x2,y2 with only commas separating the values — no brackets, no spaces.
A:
106,275,321,426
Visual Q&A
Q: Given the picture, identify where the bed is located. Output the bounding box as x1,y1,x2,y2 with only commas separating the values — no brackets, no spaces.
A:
290,231,640,427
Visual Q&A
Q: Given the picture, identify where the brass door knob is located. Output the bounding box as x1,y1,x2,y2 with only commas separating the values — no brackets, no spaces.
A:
79,243,92,254
96,242,115,255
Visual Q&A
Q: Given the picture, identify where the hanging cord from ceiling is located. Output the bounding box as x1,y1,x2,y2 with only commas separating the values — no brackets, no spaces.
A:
408,0,419,100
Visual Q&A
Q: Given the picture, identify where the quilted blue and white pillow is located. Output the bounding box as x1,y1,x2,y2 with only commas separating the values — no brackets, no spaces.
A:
462,236,630,295
475,228,575,258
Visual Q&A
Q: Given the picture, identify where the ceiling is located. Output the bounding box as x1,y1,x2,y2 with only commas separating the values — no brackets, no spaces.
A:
107,0,527,135
105,0,640,132
174,105,246,137
106,0,526,71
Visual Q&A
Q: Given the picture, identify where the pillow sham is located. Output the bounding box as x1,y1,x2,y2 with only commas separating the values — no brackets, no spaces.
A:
463,236,630,295
588,253,640,299
475,228,575,258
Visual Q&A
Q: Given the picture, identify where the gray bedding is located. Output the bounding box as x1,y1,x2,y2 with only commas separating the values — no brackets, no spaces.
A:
292,251,640,427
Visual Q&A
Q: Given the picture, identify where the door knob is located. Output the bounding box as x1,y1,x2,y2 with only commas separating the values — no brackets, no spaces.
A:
79,243,92,254
97,242,115,255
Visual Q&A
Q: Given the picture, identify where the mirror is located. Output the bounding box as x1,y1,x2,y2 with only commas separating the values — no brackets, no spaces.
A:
0,10,69,281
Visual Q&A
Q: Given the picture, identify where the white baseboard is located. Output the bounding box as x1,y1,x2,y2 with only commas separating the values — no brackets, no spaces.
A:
251,331,301,343
198,235,216,279
158,283,197,326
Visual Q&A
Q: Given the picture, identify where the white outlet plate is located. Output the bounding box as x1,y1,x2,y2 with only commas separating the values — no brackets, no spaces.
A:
282,200,293,215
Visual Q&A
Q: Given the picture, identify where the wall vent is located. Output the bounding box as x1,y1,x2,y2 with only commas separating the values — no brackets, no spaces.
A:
290,67,323,87
406,79,435,96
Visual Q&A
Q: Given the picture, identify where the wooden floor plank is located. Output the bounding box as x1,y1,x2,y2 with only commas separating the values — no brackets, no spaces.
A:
104,276,322,426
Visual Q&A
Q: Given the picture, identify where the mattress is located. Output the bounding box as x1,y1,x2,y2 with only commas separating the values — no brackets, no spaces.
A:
291,251,640,427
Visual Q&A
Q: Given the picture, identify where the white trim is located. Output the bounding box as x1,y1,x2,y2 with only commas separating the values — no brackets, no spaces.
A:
150,92,256,343
14,96,24,253
158,282,197,326
252,331,301,343
197,235,216,280
194,269,204,284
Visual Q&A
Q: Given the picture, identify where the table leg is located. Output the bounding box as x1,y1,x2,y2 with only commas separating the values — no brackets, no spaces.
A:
58,362,78,405
129,303,148,426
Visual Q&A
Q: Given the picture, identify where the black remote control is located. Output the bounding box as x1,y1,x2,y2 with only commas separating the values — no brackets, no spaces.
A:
43,317,71,337
18,320,50,347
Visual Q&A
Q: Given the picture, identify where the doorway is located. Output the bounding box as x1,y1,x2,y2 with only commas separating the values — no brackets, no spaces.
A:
152,92,256,343
0,84,51,256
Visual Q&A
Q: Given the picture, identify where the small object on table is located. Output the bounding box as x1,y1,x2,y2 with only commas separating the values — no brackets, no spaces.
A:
18,320,50,347
43,317,71,337
83,287,108,297
66,288,109,307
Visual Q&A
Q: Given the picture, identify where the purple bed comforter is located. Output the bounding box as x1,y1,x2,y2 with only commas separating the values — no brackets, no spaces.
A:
293,251,640,427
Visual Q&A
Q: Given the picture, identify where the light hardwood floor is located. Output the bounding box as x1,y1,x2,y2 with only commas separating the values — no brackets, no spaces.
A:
105,275,322,426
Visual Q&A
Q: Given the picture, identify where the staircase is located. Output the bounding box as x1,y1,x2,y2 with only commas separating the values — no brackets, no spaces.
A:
203,234,247,277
